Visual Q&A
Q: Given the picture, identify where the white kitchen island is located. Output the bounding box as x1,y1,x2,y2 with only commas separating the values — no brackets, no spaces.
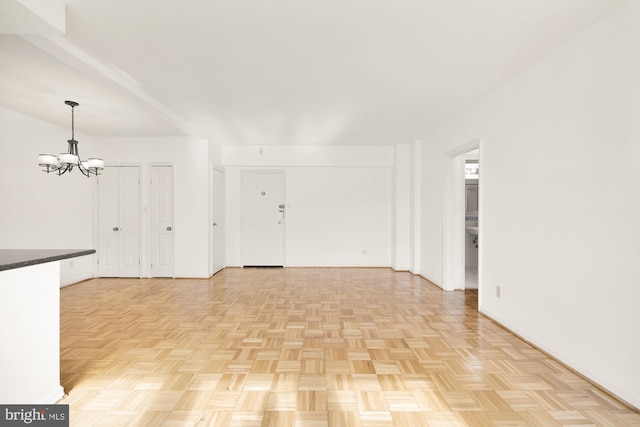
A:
0,249,95,404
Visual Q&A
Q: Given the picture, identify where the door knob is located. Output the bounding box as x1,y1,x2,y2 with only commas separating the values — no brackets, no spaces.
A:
167,226,172,231
113,227,119,231
213,223,217,226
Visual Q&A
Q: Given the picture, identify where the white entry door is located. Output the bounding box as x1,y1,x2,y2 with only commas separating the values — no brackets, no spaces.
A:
98,166,141,277
241,171,285,266
151,165,174,277
211,168,225,275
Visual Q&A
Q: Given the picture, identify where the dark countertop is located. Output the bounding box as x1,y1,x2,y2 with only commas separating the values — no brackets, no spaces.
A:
0,249,96,272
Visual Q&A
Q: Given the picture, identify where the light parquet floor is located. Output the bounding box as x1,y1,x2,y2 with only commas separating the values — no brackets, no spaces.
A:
58,268,639,426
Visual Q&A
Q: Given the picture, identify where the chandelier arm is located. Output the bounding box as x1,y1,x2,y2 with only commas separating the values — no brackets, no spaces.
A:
77,161,91,178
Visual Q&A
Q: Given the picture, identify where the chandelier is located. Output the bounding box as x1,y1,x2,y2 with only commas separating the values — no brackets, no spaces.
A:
38,100,104,177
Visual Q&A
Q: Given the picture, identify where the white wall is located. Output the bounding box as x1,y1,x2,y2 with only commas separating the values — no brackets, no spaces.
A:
224,146,394,267
208,139,223,167
420,1,640,407
0,106,95,285
286,167,391,266
409,141,422,275
392,144,411,271
89,137,210,278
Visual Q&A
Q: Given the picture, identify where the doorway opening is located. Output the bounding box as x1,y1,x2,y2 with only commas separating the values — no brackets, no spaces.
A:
444,140,481,299
463,150,479,290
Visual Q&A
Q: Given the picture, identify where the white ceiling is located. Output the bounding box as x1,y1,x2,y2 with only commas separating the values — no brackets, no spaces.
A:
0,0,624,146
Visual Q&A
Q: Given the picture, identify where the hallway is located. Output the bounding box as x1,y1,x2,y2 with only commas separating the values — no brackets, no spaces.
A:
58,268,638,426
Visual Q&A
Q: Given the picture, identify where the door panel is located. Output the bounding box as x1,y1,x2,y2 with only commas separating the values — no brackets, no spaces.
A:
103,181,119,224
121,234,136,268
151,166,174,277
118,167,141,277
156,234,172,265
102,234,119,274
98,166,141,277
98,167,120,277
241,171,285,266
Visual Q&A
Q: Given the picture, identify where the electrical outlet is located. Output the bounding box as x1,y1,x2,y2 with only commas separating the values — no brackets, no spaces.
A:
361,249,367,255
496,286,501,298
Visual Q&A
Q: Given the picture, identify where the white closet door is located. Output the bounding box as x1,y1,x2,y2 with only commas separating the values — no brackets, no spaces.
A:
98,167,120,277
98,166,141,277
150,165,174,277
118,167,141,277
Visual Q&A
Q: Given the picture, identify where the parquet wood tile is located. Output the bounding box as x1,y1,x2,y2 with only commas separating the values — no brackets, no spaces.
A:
56,268,639,426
